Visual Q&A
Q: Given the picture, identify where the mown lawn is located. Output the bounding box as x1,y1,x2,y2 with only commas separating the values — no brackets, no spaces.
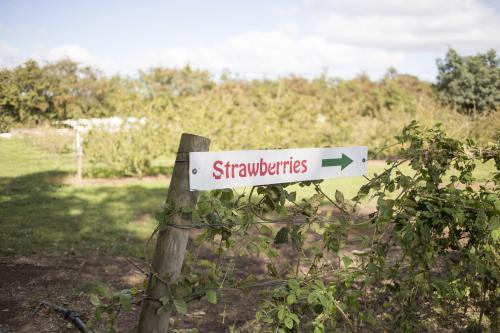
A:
0,137,495,257
0,138,164,256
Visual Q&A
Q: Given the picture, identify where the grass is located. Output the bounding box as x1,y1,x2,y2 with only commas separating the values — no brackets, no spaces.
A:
0,138,165,256
0,137,495,257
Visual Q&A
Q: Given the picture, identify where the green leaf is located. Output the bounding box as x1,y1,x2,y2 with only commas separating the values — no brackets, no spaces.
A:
488,216,500,230
260,225,273,236
246,242,260,256
367,262,378,273
288,312,299,323
159,295,169,305
288,279,300,291
220,189,234,203
310,222,324,235
274,227,289,244
287,293,296,305
173,298,187,314
89,294,100,307
94,306,102,321
119,291,132,310
318,294,330,309
314,326,324,333
156,305,167,315
284,316,294,329
494,199,500,213
342,256,352,267
287,191,297,202
278,306,286,321
206,289,217,304
199,259,213,268
267,262,279,277
307,292,317,304
492,229,500,242
335,190,344,204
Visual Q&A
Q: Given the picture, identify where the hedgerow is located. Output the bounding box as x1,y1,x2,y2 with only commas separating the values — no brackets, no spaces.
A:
2,59,499,176
83,75,499,176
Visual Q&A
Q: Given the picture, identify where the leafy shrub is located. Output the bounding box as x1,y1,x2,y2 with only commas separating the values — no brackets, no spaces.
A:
26,127,74,154
182,124,500,331
88,123,499,332
84,122,166,177
3,58,498,175
436,48,500,114
82,74,499,176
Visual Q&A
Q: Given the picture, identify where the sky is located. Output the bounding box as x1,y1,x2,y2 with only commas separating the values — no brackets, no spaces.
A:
0,0,499,81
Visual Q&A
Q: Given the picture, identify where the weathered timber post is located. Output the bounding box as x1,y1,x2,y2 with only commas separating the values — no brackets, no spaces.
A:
75,130,83,181
138,133,210,333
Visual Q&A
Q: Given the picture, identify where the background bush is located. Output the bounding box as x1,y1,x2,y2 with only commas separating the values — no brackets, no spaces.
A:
1,49,499,176
436,48,499,114
83,72,499,176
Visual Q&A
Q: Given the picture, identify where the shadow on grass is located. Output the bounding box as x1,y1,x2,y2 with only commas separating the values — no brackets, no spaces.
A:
0,170,167,257
85,165,175,178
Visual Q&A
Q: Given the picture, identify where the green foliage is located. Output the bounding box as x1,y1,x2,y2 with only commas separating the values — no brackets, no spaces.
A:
139,65,214,98
0,60,51,130
87,286,141,332
436,48,500,114
355,121,500,331
84,123,162,177
2,58,500,177
88,123,499,332
0,59,116,131
84,70,497,176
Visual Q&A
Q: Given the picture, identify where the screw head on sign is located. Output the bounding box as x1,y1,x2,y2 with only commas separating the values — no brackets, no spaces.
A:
192,168,198,175
362,158,366,163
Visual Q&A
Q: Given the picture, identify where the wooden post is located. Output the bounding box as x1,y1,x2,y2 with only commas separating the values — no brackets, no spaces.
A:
75,130,83,181
138,133,210,333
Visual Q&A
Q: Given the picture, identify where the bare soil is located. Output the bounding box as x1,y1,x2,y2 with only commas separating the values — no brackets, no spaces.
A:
0,251,268,333
0,206,376,333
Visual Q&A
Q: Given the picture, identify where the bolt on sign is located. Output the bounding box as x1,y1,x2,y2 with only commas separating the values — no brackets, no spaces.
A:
189,147,368,191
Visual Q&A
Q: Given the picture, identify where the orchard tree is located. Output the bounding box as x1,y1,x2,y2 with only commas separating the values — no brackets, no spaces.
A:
45,59,110,119
0,60,51,129
139,66,214,98
436,48,499,114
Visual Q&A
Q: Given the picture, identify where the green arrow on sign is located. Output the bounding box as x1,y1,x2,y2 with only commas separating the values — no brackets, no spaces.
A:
322,153,353,170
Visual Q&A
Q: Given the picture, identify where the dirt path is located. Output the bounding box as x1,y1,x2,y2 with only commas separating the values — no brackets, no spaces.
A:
0,252,262,333
0,255,140,332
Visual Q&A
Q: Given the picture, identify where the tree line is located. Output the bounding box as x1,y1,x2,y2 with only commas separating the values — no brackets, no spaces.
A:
1,48,498,133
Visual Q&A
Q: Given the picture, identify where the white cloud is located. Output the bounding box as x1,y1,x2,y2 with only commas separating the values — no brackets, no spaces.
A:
308,0,479,16
45,45,95,63
0,42,20,67
95,0,500,78
1,1,498,80
128,30,404,78
309,0,500,51
33,44,114,71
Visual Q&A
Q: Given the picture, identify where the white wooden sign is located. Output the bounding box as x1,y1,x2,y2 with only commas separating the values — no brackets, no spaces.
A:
189,146,368,191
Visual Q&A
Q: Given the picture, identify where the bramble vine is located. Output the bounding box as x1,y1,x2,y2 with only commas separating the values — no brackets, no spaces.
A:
88,121,499,332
